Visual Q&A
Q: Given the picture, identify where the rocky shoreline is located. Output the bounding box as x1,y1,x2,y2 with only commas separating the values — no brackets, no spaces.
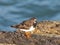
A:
0,20,60,45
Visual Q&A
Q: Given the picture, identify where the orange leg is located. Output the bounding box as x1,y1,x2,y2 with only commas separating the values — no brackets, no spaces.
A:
24,32,31,38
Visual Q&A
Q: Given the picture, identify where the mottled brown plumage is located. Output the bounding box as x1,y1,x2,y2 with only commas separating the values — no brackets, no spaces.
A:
11,17,37,29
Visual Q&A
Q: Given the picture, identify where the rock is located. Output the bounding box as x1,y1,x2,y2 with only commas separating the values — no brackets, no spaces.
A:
0,20,60,45
35,20,60,35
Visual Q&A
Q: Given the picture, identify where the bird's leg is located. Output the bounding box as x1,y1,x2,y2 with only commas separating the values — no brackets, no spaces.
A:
24,32,31,38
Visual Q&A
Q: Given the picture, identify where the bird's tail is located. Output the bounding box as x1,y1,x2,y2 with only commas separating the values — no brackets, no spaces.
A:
11,24,20,28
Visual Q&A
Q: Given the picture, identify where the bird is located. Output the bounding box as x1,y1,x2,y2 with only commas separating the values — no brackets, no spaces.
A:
11,17,37,38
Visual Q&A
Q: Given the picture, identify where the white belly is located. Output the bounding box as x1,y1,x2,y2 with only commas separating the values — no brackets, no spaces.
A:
20,26,35,32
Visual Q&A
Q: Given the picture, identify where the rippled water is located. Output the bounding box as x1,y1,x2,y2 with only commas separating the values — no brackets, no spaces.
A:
0,0,60,31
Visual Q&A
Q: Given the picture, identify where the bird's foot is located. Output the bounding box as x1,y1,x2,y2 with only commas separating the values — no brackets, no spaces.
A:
24,32,31,39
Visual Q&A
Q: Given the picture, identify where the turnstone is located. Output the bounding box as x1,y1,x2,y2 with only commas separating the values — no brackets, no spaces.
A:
11,17,37,38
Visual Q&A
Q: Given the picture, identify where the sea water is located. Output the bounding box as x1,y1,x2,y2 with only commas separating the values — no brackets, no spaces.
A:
0,0,60,31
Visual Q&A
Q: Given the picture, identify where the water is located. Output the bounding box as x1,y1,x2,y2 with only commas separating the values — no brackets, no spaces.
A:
0,0,60,31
